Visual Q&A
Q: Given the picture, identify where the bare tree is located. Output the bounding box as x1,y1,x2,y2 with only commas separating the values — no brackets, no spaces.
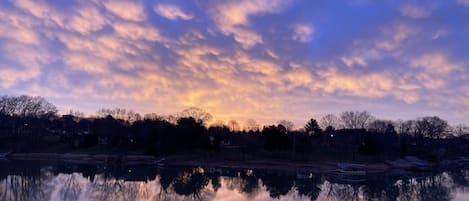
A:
395,120,418,135
228,120,240,131
340,111,374,129
144,113,163,120
210,119,226,128
278,120,294,131
180,107,212,124
453,124,469,137
320,114,339,129
0,95,58,118
68,110,84,118
368,119,395,134
96,108,140,122
96,108,115,118
245,119,260,131
415,116,448,139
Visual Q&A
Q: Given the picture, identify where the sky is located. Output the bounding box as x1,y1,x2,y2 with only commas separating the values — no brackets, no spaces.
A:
0,0,468,127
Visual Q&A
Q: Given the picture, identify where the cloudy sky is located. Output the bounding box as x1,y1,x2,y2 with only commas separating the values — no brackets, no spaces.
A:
0,0,468,126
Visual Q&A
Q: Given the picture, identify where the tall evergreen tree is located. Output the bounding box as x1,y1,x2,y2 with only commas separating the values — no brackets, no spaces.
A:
304,118,322,136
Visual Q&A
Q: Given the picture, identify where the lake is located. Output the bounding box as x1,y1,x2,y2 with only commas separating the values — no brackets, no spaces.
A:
0,161,468,201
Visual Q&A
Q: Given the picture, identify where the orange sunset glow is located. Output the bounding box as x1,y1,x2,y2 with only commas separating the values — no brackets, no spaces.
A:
0,0,468,127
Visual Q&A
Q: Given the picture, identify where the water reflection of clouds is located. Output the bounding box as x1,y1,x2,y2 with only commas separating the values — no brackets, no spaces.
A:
43,174,306,201
0,167,468,201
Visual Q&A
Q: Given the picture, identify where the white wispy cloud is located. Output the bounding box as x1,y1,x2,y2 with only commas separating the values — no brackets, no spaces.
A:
103,0,146,22
292,24,314,42
154,4,192,20
400,4,431,19
456,0,469,7
66,5,108,34
341,56,367,67
209,0,291,48
112,22,160,41
0,0,468,125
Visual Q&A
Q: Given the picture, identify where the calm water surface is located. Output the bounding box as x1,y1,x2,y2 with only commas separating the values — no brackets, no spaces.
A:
0,161,468,201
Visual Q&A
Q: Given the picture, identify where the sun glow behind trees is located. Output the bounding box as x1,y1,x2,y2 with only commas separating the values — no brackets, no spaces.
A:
1,95,468,162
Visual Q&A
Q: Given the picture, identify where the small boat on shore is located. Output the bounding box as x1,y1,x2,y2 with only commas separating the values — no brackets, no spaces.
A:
0,152,11,159
386,156,431,171
328,163,367,180
334,163,367,175
154,158,165,166
333,168,366,176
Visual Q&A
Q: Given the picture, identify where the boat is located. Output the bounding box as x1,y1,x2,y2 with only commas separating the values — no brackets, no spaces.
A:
386,156,431,171
0,152,11,159
334,163,367,175
333,168,366,176
154,158,165,166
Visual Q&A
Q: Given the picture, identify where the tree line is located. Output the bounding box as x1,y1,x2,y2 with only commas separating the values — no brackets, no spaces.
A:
0,95,468,160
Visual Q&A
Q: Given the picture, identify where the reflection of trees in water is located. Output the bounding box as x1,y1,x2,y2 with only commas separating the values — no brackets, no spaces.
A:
259,173,295,198
322,182,361,201
360,174,399,201
319,173,455,201
0,165,468,201
58,173,81,201
208,173,221,192
396,179,418,201
224,171,260,197
88,175,146,201
0,173,52,201
158,167,212,201
394,173,453,201
294,175,323,201
447,169,469,187
415,174,452,201
172,168,209,200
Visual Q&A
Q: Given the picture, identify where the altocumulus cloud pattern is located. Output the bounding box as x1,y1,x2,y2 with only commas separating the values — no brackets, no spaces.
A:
0,0,468,125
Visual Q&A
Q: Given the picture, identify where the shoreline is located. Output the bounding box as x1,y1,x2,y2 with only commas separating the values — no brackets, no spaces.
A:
3,152,467,175
5,153,160,165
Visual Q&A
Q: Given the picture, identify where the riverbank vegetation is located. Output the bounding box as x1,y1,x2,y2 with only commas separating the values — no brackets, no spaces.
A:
1,95,468,162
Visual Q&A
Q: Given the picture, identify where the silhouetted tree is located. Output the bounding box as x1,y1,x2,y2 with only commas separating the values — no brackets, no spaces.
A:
244,119,260,131
396,119,418,136
209,119,225,127
143,113,162,120
340,111,374,129
175,117,208,151
68,110,85,118
278,120,294,131
320,114,339,130
415,116,448,139
96,108,141,123
228,120,240,131
262,124,290,150
324,126,335,135
179,107,212,125
368,119,396,134
453,124,469,137
359,132,377,155
304,118,322,136
131,118,175,154
208,125,230,150
2,94,469,163
93,115,127,146
0,95,58,118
